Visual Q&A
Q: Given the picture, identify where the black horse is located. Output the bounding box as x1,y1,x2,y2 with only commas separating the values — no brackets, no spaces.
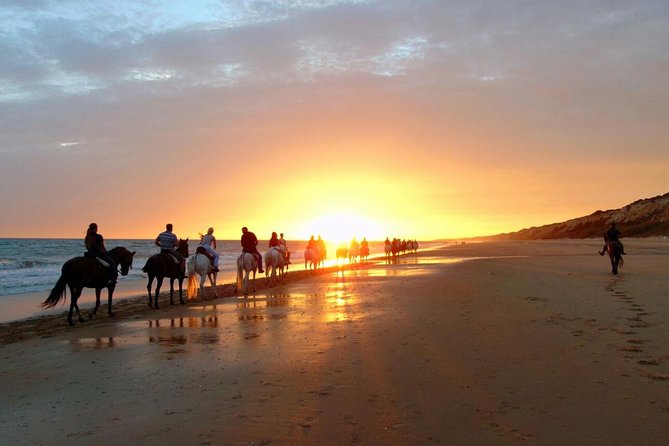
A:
605,241,624,275
42,247,136,326
142,239,189,308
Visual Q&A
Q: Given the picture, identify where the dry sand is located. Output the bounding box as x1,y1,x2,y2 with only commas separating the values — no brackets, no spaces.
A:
1,239,668,445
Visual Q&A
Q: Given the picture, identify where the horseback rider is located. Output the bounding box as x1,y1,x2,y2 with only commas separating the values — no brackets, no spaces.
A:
317,235,327,259
599,222,627,256
268,231,290,265
360,237,369,255
84,223,117,285
241,227,264,273
198,227,219,272
307,235,317,250
155,223,185,268
279,232,291,264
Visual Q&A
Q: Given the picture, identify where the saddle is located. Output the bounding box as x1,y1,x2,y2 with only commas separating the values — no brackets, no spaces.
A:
162,252,181,264
83,252,110,268
196,246,215,266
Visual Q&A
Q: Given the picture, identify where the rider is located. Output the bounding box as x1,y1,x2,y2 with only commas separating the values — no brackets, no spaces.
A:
269,231,289,265
241,227,264,273
84,223,117,285
307,235,317,250
317,235,327,259
155,223,185,268
198,227,219,272
599,222,626,256
279,233,291,264
360,237,369,255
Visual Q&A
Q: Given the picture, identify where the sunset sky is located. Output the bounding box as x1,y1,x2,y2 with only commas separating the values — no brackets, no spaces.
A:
1,1,667,241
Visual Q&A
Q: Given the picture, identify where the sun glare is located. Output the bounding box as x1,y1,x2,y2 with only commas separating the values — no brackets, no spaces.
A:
298,212,381,244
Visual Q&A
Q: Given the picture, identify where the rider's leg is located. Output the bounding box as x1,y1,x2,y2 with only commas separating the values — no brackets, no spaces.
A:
255,250,264,273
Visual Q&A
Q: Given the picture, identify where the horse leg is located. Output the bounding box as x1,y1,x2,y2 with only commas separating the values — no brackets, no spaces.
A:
209,272,218,297
107,284,116,317
147,275,155,307
199,274,207,300
252,269,256,292
169,278,176,305
91,288,102,318
155,277,163,309
178,277,185,304
69,286,84,325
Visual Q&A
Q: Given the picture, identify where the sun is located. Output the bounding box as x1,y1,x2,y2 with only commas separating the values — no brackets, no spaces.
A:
299,212,382,245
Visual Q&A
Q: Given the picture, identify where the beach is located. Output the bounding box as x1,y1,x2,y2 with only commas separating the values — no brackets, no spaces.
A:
1,239,668,445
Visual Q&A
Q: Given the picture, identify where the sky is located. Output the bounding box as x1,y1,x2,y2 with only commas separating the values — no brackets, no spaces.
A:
1,0,667,241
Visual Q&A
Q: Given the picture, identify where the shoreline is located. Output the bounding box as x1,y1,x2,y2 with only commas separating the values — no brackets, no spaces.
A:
0,250,421,344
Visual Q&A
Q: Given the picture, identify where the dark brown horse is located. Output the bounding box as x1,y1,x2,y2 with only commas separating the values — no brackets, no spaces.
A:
605,241,624,275
142,239,189,308
42,247,136,326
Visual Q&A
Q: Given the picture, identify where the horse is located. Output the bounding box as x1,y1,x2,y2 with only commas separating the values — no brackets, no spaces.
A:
235,252,258,296
186,247,218,301
304,248,321,270
348,245,359,264
264,248,286,287
605,241,624,275
142,239,189,309
360,244,370,262
42,247,136,326
384,243,391,258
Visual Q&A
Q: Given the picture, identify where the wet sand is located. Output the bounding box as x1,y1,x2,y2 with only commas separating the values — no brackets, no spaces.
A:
1,239,669,445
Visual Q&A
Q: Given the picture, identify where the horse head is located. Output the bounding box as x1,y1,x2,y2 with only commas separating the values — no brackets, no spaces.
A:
177,238,190,258
109,247,136,276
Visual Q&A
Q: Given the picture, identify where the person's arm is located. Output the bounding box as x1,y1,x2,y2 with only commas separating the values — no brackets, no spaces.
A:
212,237,217,249
154,236,161,247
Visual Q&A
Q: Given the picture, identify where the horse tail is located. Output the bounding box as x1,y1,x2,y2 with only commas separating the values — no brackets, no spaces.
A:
141,257,152,273
186,256,197,299
236,255,243,288
42,269,68,308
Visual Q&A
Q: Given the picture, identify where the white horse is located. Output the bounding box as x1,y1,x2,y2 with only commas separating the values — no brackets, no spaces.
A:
235,252,258,296
264,248,286,287
186,252,218,301
304,248,320,270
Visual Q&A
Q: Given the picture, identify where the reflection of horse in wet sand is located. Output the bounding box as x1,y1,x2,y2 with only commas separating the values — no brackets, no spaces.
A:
186,248,218,300
264,248,286,287
235,252,258,295
304,248,321,270
42,247,136,326
142,239,189,309
605,241,624,275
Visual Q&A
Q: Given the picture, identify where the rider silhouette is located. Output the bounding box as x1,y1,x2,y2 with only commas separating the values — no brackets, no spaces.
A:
84,223,117,285
198,227,219,272
155,223,185,267
599,222,626,256
241,227,264,273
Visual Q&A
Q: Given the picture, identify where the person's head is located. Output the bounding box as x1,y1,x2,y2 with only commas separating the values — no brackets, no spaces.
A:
88,223,98,233
207,227,214,235
272,231,277,238
280,233,284,238
166,223,173,232
611,222,617,228
242,227,248,234
310,235,314,240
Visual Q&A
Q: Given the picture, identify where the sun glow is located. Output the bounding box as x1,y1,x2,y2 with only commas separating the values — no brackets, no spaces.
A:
296,212,381,245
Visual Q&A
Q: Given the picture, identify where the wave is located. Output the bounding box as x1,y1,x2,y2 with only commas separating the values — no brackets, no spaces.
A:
0,258,53,271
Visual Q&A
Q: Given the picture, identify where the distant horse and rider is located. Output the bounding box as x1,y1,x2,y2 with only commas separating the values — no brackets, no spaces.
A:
599,222,626,275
